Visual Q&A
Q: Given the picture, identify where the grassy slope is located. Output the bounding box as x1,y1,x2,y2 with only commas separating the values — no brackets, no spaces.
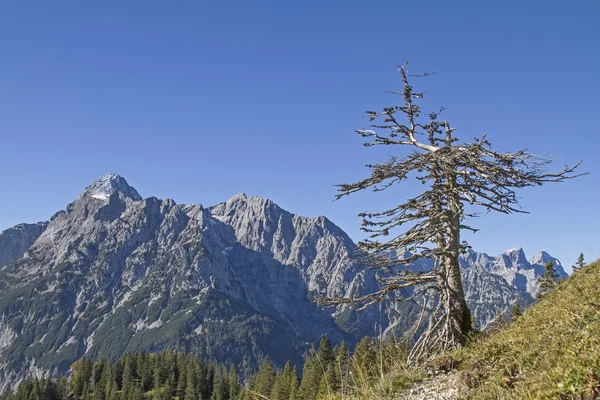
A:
326,260,600,399
455,260,600,399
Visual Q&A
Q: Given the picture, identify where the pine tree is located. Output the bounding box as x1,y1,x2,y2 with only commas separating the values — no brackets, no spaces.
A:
30,379,41,400
317,364,338,398
57,377,69,400
199,362,213,400
352,337,376,377
81,382,91,400
228,365,240,400
289,366,300,400
139,353,153,392
573,253,586,272
95,361,111,400
211,367,229,400
316,335,334,368
114,358,124,390
333,341,350,398
539,260,559,298
121,356,134,399
70,359,92,400
297,355,321,400
154,354,166,390
130,386,144,400
252,357,276,398
160,378,174,400
270,361,293,400
470,314,479,335
176,353,187,399
108,378,119,400
184,361,199,400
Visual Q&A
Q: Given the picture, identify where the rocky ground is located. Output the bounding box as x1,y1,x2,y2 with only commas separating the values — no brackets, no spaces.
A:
399,372,463,400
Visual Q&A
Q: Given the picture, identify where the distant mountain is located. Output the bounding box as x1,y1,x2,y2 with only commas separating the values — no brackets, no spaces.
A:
0,174,565,391
0,222,47,269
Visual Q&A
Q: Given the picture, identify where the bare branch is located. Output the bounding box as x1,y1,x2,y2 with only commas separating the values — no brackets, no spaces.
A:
325,61,586,364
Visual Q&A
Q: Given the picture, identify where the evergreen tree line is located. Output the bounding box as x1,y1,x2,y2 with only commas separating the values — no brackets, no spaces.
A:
1,351,241,400
4,255,591,400
2,334,410,400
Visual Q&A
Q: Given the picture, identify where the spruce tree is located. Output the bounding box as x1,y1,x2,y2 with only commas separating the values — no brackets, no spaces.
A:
538,260,559,298
316,335,334,367
289,366,300,400
82,382,91,400
228,365,240,400
176,353,187,399
95,361,111,400
334,341,350,398
184,361,199,400
121,356,134,399
297,355,321,400
270,361,293,400
352,337,376,377
573,253,586,272
211,367,229,400
317,364,338,398
160,378,174,400
252,357,276,398
130,386,144,400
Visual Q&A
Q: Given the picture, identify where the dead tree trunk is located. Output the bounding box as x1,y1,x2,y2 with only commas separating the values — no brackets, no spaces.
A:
321,61,585,364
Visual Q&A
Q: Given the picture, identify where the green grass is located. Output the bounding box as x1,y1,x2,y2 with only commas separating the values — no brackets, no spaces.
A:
326,260,600,399
455,260,600,399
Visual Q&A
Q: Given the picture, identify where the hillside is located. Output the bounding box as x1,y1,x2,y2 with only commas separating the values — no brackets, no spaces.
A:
343,259,600,399
455,259,600,399
0,173,567,392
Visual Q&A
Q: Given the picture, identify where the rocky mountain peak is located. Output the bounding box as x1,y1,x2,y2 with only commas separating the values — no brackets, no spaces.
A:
498,247,528,268
0,173,568,391
529,251,555,266
229,192,248,201
529,251,567,278
80,173,142,202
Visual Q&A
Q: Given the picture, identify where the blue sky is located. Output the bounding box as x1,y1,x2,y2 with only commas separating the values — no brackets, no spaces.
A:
1,1,598,271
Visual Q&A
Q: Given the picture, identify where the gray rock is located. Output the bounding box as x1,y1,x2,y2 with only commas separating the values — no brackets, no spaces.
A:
0,174,565,391
0,222,48,269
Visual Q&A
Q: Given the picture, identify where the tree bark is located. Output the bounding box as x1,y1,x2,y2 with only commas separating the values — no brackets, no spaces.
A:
439,167,472,346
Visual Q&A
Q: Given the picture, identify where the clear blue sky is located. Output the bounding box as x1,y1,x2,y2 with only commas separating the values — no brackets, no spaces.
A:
1,1,598,271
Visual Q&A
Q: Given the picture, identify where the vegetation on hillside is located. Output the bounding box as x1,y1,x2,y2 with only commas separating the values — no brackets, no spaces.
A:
455,259,600,398
5,260,598,400
326,259,600,399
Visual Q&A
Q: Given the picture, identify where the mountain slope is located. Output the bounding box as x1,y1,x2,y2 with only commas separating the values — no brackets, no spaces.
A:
0,222,47,269
0,174,566,391
456,259,600,398
0,174,378,391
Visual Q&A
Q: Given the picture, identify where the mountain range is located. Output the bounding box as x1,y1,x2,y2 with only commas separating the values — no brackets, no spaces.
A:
0,174,566,391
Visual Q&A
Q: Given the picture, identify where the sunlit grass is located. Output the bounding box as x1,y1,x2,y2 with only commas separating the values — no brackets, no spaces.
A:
321,260,600,399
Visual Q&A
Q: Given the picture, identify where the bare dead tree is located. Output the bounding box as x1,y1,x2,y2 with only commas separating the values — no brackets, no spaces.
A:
321,62,585,363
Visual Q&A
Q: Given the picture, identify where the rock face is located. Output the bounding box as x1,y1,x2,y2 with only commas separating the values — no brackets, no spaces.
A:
0,222,48,269
0,174,565,391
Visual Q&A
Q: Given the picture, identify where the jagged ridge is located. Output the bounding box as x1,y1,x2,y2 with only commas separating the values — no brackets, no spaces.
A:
0,174,565,391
